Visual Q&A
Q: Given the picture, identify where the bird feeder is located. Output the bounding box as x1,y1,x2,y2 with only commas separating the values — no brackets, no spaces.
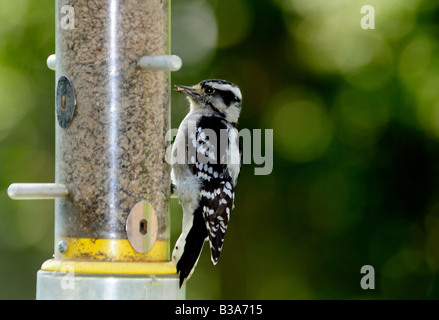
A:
7,0,184,299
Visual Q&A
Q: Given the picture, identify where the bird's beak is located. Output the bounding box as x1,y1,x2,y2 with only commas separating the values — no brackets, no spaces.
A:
175,85,200,99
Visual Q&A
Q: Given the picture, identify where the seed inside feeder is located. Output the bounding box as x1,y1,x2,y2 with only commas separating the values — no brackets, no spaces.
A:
54,0,171,262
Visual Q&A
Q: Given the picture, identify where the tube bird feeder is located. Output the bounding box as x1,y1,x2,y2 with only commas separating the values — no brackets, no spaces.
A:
8,0,184,300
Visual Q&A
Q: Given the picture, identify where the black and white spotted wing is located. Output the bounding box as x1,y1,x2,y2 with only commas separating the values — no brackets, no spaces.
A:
187,115,240,264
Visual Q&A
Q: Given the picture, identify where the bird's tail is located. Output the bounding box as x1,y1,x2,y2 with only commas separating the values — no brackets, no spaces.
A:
172,207,207,287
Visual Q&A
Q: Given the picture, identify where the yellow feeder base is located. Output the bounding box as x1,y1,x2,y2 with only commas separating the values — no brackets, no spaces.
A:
41,259,176,275
55,237,170,262
43,237,176,275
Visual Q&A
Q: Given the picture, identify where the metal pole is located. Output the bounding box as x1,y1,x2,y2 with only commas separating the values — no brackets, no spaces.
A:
9,0,184,300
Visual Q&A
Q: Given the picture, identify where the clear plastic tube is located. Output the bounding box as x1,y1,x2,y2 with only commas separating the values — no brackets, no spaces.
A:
54,0,171,262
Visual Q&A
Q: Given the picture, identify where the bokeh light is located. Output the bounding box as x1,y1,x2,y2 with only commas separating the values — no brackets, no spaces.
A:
333,86,390,148
269,88,333,163
171,0,218,67
0,67,33,141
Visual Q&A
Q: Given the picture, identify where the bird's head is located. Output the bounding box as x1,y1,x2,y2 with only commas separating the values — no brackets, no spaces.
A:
175,79,242,124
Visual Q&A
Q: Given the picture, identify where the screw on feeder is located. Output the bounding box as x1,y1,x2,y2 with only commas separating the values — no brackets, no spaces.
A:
58,240,68,253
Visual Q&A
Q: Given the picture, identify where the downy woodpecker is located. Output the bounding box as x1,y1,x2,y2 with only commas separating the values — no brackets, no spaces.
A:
171,79,242,287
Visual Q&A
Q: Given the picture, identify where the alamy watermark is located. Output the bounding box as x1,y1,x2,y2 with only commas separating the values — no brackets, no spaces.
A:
165,121,273,176
60,5,75,30
58,265,75,290
361,5,375,30
360,265,375,290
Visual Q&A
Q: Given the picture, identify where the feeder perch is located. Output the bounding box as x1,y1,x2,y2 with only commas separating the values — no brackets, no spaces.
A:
8,0,184,300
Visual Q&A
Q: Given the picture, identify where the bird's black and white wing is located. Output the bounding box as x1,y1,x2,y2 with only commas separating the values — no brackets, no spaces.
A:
188,115,241,264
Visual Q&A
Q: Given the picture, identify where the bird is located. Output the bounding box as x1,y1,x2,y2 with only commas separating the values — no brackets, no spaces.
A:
171,79,242,287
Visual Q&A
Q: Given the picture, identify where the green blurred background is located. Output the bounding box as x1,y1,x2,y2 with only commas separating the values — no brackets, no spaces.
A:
1,0,439,299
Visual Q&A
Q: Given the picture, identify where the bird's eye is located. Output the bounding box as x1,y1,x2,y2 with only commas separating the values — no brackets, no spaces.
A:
205,88,215,95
